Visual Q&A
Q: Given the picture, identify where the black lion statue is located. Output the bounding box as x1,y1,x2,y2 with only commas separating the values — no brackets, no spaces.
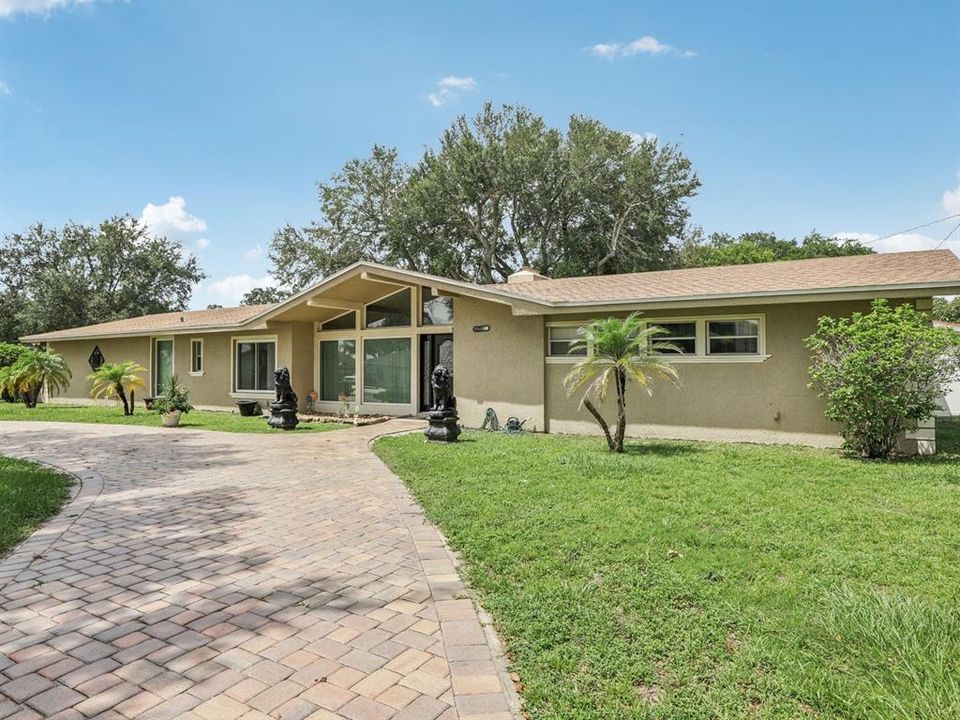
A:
430,365,455,412
274,366,298,406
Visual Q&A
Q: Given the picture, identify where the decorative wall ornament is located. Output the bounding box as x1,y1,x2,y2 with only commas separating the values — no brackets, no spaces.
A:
88,346,105,371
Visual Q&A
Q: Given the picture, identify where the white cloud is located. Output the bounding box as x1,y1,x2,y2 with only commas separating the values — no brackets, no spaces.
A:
0,0,90,19
195,274,276,308
243,243,262,261
832,231,957,254
943,173,960,215
195,237,210,250
437,75,476,91
587,35,695,60
427,75,477,107
0,81,10,95
627,131,658,146
140,196,207,236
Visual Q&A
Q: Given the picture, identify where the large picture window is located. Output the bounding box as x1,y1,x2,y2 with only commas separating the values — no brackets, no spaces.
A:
235,340,276,391
320,339,356,401
421,288,453,326
707,319,760,355
363,338,411,404
365,288,411,329
320,311,356,332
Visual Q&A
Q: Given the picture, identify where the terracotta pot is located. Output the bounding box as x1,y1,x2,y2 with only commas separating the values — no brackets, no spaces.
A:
161,410,182,428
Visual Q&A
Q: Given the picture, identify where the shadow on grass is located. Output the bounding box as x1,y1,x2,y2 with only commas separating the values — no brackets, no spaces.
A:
622,441,703,457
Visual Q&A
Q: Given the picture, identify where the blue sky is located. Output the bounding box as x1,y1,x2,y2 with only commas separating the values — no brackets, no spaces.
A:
1,0,958,308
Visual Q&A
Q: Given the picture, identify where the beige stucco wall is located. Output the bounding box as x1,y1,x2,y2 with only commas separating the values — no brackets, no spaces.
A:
453,296,928,441
48,322,315,411
453,296,546,431
543,300,882,438
49,336,152,404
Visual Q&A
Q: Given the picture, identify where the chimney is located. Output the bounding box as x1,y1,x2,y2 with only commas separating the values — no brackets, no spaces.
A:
506,267,550,284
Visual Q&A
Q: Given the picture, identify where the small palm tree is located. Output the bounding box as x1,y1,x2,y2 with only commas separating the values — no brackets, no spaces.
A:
563,313,681,453
88,361,146,416
0,348,72,408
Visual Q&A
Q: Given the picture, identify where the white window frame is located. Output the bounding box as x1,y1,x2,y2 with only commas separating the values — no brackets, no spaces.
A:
545,322,589,363
189,338,204,376
544,315,770,365
229,335,278,398
704,317,764,359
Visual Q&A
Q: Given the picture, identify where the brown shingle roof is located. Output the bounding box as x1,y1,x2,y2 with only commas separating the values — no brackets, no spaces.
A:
22,304,276,342
493,250,960,304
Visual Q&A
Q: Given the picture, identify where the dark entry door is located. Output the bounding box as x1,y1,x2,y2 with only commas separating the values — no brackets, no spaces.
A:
420,333,453,411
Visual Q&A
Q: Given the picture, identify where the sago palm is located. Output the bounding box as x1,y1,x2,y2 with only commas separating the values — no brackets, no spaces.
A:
563,313,681,453
0,348,72,408
88,361,147,416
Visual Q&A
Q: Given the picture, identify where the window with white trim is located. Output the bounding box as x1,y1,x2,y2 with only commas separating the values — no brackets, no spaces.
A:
235,340,276,391
707,319,760,355
190,339,204,374
652,322,697,354
547,326,587,357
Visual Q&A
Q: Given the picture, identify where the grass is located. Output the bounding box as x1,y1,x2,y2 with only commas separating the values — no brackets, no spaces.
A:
374,417,960,719
0,402,345,433
0,456,73,557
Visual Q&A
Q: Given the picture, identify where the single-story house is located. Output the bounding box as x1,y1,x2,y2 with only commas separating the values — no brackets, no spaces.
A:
935,320,960,416
22,249,960,453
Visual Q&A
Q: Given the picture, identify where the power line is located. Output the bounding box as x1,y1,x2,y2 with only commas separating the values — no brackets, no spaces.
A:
934,220,960,250
856,212,960,245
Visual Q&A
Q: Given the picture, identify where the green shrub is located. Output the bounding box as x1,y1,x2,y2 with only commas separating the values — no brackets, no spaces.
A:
153,376,193,415
0,342,29,402
806,299,960,458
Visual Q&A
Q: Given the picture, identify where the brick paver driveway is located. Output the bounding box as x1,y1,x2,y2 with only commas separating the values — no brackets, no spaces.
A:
0,421,516,720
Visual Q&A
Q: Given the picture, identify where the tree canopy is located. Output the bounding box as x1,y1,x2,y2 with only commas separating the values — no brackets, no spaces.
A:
933,297,960,323
268,103,702,291
240,287,288,306
0,216,204,343
676,230,874,268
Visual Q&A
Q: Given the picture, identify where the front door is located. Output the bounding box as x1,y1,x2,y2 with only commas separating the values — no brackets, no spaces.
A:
154,339,174,396
420,333,453,411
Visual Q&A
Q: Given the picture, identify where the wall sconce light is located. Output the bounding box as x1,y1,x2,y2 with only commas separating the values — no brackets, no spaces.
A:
472,324,491,333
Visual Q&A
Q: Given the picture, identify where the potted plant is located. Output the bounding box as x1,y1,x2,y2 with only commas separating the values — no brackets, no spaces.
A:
153,376,194,428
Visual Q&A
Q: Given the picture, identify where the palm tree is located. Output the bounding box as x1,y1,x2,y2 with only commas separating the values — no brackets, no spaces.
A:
88,361,147,416
563,313,681,453
0,348,72,408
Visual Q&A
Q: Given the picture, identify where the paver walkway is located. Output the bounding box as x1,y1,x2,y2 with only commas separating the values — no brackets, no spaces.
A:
0,421,517,720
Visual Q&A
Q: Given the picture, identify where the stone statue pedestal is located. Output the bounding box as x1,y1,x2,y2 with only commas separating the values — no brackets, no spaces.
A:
267,401,299,430
425,409,461,442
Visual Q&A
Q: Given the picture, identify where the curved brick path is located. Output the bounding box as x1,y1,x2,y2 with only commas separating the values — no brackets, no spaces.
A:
0,421,517,720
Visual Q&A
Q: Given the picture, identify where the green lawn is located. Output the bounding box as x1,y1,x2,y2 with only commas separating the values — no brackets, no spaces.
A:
0,402,344,433
0,456,73,557
374,418,960,720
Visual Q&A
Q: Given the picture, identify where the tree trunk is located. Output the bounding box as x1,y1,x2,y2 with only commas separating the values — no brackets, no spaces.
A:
116,383,130,415
584,398,615,452
613,368,627,453
129,389,135,415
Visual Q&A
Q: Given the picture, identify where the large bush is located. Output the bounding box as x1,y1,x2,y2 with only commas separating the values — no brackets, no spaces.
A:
0,342,29,402
806,300,960,458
